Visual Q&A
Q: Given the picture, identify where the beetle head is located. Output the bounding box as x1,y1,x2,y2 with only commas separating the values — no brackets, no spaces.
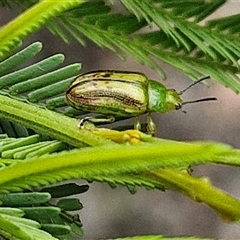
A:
148,76,216,114
165,89,183,111
166,75,217,112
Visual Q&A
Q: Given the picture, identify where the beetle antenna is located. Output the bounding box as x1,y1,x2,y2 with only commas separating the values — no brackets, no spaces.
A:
179,75,211,95
182,97,217,106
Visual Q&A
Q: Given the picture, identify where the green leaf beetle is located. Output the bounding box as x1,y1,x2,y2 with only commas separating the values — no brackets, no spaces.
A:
66,70,217,134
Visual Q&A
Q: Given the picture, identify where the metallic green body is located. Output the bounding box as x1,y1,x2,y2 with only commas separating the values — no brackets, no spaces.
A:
66,70,183,116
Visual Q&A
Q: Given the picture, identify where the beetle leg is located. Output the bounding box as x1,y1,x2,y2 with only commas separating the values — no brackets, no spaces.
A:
78,117,93,129
147,113,156,135
134,117,141,131
78,115,115,129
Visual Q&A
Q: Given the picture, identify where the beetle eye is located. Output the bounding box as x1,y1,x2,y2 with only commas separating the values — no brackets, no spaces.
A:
175,103,182,110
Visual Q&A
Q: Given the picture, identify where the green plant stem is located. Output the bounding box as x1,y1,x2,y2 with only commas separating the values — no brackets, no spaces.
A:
0,140,240,223
0,140,235,192
149,168,240,222
0,0,83,60
0,94,113,147
107,236,212,240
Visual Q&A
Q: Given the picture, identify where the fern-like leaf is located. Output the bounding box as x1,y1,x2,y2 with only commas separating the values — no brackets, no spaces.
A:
0,183,87,239
1,1,240,92
48,1,240,91
0,0,82,60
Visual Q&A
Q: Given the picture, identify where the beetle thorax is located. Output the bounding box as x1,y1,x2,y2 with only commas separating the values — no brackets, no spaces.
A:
148,80,183,113
148,80,168,113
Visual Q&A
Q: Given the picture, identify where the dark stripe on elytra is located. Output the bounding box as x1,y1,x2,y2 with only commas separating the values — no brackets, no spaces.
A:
67,78,139,93
71,90,143,107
